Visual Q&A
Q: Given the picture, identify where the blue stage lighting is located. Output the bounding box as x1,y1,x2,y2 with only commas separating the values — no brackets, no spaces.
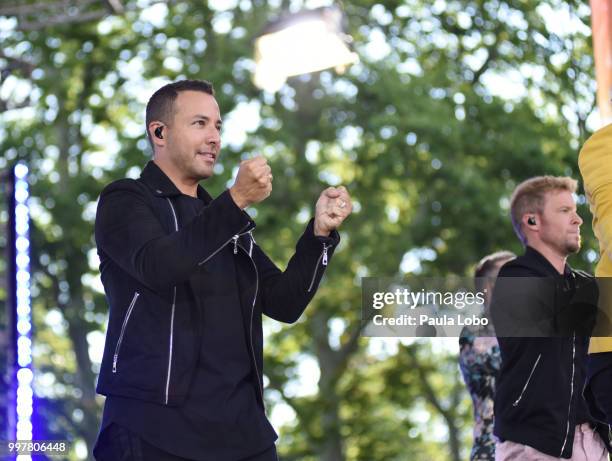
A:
13,163,33,454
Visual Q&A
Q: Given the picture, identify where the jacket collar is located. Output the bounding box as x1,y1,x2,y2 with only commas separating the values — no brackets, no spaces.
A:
140,160,213,203
524,245,572,277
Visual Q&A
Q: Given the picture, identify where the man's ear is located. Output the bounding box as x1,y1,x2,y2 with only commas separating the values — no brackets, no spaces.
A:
149,122,165,148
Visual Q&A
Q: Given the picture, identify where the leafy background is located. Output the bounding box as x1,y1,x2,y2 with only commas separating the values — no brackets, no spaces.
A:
0,0,601,459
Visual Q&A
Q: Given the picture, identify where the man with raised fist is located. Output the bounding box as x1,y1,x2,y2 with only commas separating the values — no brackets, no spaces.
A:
92,80,352,461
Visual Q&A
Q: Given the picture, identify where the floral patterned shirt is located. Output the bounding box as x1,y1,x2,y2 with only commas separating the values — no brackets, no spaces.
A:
459,328,500,461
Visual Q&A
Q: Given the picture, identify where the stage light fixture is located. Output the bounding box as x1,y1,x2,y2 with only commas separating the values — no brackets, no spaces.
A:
253,5,358,93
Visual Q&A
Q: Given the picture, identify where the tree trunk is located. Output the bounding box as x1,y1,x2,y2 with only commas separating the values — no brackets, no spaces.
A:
311,309,345,461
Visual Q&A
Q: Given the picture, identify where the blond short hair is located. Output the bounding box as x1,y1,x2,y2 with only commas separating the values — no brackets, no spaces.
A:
510,176,578,245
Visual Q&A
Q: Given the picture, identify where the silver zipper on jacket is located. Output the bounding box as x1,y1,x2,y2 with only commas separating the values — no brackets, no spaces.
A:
248,231,254,257
307,244,329,293
247,254,265,403
198,224,251,266
512,353,542,407
112,292,140,373
559,333,576,456
234,234,265,402
165,285,177,404
164,198,179,405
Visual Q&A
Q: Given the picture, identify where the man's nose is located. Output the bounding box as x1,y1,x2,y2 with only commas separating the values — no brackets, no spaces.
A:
206,128,220,147
574,212,583,225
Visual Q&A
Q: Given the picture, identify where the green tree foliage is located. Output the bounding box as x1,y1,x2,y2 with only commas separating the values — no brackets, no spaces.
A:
0,0,598,459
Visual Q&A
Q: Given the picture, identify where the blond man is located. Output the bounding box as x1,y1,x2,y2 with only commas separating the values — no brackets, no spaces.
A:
491,176,608,460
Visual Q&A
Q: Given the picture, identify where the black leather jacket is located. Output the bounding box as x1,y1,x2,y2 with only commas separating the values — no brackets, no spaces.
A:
491,246,610,458
94,161,339,407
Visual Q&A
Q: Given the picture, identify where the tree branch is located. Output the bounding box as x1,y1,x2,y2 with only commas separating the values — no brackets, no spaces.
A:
337,317,367,365
404,347,448,418
0,97,34,113
0,0,79,16
17,10,107,31
404,347,462,461
103,0,124,14
0,49,35,77
471,47,497,85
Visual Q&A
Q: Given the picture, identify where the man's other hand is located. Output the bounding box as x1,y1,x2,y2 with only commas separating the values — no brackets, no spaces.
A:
314,186,352,237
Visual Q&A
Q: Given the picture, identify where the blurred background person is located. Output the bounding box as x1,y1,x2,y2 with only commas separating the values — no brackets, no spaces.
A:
459,251,515,461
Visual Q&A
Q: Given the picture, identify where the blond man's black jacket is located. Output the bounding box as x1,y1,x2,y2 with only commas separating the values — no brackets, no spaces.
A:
94,161,338,408
491,246,609,458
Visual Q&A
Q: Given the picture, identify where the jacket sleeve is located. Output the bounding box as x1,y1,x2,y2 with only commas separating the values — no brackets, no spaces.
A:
579,126,612,353
95,180,252,291
253,219,340,323
579,124,612,271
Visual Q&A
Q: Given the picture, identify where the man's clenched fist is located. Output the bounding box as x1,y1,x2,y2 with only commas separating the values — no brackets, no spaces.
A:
314,186,352,236
229,156,272,209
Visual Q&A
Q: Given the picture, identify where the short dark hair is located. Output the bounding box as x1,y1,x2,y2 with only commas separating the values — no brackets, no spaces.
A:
145,79,215,150
474,251,515,292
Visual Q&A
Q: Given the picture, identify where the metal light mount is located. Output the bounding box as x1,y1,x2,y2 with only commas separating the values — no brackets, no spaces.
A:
253,5,359,93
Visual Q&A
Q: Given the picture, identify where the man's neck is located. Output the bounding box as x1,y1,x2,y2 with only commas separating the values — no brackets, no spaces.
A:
153,158,198,197
528,241,567,274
